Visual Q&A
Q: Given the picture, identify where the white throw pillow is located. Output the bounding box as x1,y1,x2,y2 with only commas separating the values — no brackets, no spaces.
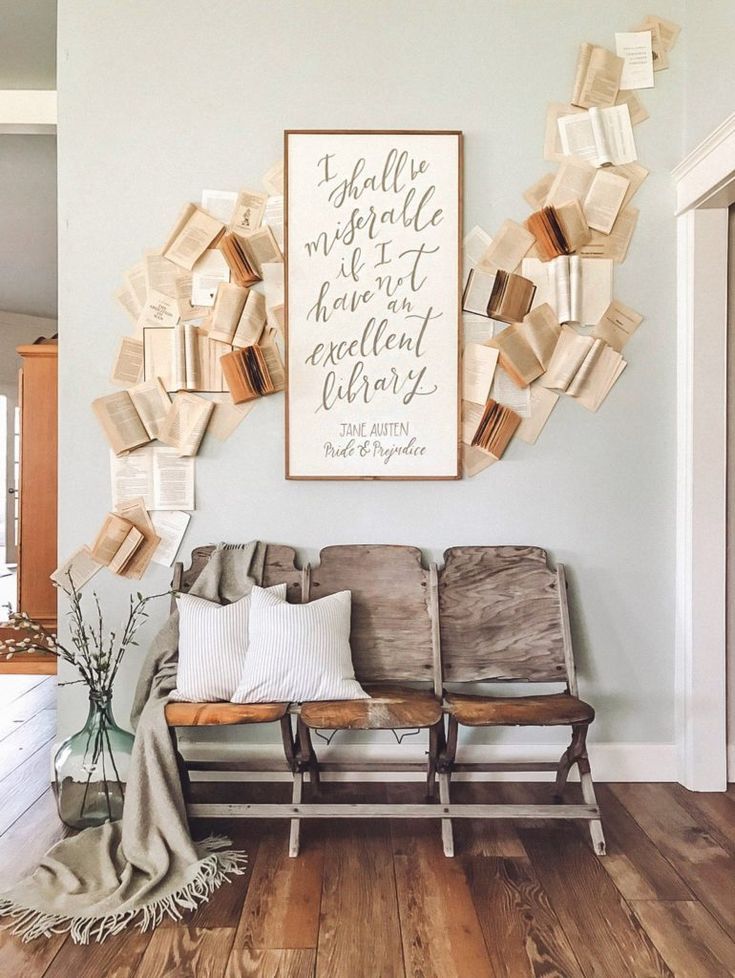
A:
170,584,287,702
231,586,368,703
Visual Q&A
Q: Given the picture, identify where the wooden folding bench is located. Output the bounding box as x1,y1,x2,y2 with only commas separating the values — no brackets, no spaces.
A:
165,544,307,818
436,545,606,857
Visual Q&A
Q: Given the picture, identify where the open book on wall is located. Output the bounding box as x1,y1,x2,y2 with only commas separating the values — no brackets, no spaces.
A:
521,256,613,327
143,325,232,394
542,324,626,411
92,382,172,455
558,104,637,167
90,509,160,580
470,399,522,459
525,200,591,261
207,283,267,348
221,342,285,404
463,268,537,325
219,226,282,286
488,304,561,388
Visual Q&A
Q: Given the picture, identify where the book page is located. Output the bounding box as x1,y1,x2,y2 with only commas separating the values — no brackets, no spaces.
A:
615,31,654,89
191,249,231,307
615,89,649,126
462,268,495,317
520,259,553,312
582,169,630,233
491,325,542,388
463,343,499,404
90,513,136,566
521,304,561,369
263,194,284,251
51,546,103,593
262,160,284,195
143,327,174,391
233,289,266,347
638,14,680,53
201,188,237,224
242,226,283,275
462,443,496,478
577,206,638,262
546,158,596,209
461,399,485,446
107,526,144,576
110,447,154,509
129,378,171,439
158,392,214,456
144,252,180,298
572,43,623,108
550,256,572,324
92,391,151,455
163,204,224,271
542,325,595,392
152,447,195,510
557,113,598,166
592,299,643,351
172,324,187,391
610,161,648,208
260,338,286,392
571,345,627,411
207,395,256,441
600,105,637,165
490,363,531,417
556,198,591,251
463,225,492,280
260,262,285,330
478,220,535,273
113,496,161,580
231,189,267,235
110,337,144,388
516,385,560,445
523,173,555,210
150,510,191,566
579,258,614,326
137,288,180,331
463,313,493,346
544,103,585,162
196,334,230,393
208,282,249,343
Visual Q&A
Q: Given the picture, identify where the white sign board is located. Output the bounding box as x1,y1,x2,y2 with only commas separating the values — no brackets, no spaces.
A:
285,130,461,479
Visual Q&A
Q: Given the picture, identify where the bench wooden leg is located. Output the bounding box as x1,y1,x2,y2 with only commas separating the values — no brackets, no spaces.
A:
579,757,606,856
555,723,606,855
289,771,303,858
437,714,458,857
296,718,320,788
427,721,445,801
553,723,587,802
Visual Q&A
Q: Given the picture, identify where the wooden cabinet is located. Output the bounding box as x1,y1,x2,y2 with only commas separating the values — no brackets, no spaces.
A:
1,342,58,673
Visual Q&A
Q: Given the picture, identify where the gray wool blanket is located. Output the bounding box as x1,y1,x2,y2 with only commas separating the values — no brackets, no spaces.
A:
0,541,266,944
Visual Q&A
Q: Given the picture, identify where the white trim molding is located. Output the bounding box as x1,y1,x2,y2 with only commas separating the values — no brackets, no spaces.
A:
0,90,57,134
674,113,735,791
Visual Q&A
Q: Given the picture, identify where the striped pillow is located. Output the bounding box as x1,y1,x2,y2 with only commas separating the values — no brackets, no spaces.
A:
170,584,287,702
231,586,368,703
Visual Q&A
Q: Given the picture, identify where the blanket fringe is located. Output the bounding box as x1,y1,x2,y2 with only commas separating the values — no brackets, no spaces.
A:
0,836,247,945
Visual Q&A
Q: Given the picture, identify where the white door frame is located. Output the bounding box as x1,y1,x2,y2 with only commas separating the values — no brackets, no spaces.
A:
673,113,735,791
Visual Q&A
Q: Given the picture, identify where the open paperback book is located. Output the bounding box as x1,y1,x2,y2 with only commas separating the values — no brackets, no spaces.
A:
462,344,499,405
558,104,637,167
92,381,171,455
521,256,613,327
542,324,626,411
219,226,282,286
143,325,232,394
463,268,537,325
221,342,285,404
470,399,522,459
571,43,624,108
110,446,195,512
158,392,214,456
525,199,591,260
90,510,160,579
591,299,643,351
162,204,225,271
487,304,561,388
476,220,535,273
546,158,647,223
207,284,267,347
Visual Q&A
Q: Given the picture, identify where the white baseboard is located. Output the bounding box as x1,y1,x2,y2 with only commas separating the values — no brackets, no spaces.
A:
181,741,678,783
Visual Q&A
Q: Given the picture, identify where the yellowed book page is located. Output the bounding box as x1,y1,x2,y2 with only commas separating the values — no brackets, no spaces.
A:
107,527,145,576
158,392,214,456
591,299,643,351
573,346,627,411
615,31,654,90
556,198,591,250
233,290,266,348
615,89,649,126
478,220,535,273
110,447,154,509
572,42,623,108
577,206,638,262
152,447,195,511
144,252,180,298
110,337,144,388
163,205,224,271
264,195,285,251
462,443,496,478
546,158,596,208
582,169,630,233
191,249,230,307
639,14,680,52
521,304,561,369
114,284,140,324
113,496,161,580
463,268,495,316
242,226,283,275
136,289,180,336
142,328,173,391
90,513,135,566
261,338,286,392
201,188,237,224
516,386,560,445
231,189,267,235
261,262,285,329
129,378,171,439
262,159,284,196
150,510,191,566
633,19,668,70
197,334,231,392
92,392,150,455
609,161,648,208
523,173,555,210
493,325,542,387
461,399,485,446
463,225,493,278
566,338,606,397
542,325,595,392
51,546,103,593
207,394,257,441
544,103,585,162
208,283,250,343
463,343,499,404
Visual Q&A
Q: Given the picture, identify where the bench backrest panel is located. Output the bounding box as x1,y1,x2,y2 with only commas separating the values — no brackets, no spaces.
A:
177,544,302,604
439,546,568,683
307,545,435,684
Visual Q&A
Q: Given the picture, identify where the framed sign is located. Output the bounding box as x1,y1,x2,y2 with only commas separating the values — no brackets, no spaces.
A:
285,130,462,480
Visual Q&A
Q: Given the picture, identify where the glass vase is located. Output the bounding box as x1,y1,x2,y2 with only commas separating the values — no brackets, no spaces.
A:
53,689,135,829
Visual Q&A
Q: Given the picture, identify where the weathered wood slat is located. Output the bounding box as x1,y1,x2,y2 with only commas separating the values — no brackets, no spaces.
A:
187,802,599,820
307,545,434,683
165,702,288,727
439,546,568,682
445,691,593,726
300,685,441,730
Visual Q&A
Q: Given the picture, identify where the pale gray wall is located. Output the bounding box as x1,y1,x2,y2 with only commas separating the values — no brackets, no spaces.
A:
0,0,56,89
682,3,735,154
56,0,689,746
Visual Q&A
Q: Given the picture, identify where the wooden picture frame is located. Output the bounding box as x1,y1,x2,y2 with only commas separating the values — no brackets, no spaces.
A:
284,130,463,480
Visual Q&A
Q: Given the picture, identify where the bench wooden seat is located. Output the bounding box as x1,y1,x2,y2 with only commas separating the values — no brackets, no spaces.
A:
165,702,288,727
300,685,442,730
444,691,594,727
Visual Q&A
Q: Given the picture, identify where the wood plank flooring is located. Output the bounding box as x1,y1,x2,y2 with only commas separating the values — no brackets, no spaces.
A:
1,676,734,978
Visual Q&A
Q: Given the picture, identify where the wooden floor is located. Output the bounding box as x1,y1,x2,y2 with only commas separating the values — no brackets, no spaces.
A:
1,676,735,978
